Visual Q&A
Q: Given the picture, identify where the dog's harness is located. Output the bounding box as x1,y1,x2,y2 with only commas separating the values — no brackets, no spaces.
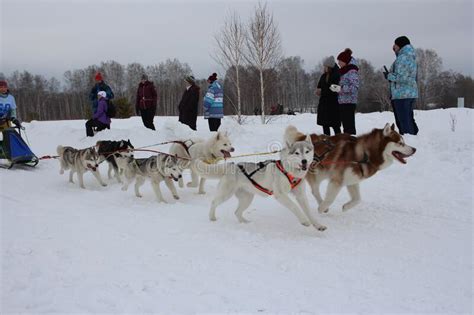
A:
174,140,195,156
312,138,370,176
238,160,302,196
312,139,336,164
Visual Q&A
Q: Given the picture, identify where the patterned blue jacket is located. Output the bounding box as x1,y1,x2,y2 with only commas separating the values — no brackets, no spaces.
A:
203,81,223,119
388,44,418,100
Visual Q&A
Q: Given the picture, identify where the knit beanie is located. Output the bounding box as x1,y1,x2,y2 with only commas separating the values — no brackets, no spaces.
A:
185,75,196,85
337,48,353,64
394,36,411,49
0,80,7,88
322,56,336,67
95,72,103,81
207,72,217,83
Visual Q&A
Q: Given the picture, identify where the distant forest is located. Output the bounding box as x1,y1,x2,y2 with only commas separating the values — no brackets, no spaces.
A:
2,52,472,122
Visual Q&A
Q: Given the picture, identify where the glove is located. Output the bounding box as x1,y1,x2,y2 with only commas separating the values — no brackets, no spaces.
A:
12,118,21,127
329,84,341,93
383,70,389,80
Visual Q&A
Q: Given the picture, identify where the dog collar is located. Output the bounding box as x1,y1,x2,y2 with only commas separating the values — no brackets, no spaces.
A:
275,160,302,189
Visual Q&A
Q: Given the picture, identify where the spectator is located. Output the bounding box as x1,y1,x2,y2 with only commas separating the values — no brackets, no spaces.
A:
136,74,158,130
85,91,110,137
89,72,114,114
385,36,419,135
332,48,359,135
203,73,223,131
178,75,200,131
316,56,341,135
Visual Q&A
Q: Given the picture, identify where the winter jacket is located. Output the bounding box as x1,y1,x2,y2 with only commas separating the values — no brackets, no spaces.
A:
178,84,200,130
388,44,418,100
338,58,359,104
0,92,17,120
89,81,114,113
203,81,223,119
136,80,158,112
93,97,111,125
317,65,341,127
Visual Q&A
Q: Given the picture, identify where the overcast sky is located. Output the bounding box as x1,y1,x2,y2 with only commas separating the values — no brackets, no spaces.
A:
1,0,473,81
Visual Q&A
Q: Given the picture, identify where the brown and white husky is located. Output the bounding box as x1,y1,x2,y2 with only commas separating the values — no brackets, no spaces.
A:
289,123,416,213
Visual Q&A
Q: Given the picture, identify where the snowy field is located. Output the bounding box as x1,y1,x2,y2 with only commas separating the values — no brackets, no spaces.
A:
1,109,472,314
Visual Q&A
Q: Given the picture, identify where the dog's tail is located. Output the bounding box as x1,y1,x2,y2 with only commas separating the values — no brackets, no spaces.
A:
284,125,306,145
192,159,230,179
56,145,65,156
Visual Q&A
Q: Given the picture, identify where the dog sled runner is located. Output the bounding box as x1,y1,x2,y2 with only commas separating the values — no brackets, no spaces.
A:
0,127,39,169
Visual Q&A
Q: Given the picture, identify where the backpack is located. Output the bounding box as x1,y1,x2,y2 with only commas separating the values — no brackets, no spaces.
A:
106,100,117,118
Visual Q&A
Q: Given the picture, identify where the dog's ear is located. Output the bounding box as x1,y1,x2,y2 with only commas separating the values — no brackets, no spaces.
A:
216,132,221,141
391,123,395,131
383,123,391,136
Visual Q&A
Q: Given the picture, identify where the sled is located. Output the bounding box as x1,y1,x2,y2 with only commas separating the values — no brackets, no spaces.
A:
0,126,39,169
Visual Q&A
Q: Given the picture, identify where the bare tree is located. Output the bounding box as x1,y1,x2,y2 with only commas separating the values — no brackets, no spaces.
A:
245,2,282,123
416,48,442,109
213,11,246,124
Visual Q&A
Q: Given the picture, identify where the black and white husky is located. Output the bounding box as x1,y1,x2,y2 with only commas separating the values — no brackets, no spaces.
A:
57,145,107,189
193,126,326,231
116,154,184,203
96,139,134,183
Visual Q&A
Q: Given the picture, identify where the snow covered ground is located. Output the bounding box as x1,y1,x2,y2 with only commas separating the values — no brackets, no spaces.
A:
1,109,472,314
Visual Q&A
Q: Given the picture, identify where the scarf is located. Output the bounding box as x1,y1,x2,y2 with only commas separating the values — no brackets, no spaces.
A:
339,64,359,76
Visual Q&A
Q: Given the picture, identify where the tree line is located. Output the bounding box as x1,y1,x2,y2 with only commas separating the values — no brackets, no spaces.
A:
1,3,472,122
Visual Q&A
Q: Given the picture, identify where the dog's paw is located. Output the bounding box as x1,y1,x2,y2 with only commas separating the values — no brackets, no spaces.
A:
209,216,217,221
136,194,143,198
315,224,327,231
159,199,168,204
101,183,107,187
238,217,251,224
187,182,198,188
121,186,128,191
318,206,329,214
198,191,206,195
301,220,311,227
80,185,86,189
173,195,180,200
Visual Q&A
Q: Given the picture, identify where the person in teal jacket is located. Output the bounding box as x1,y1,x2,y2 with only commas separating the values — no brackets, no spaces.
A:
203,73,223,131
386,36,419,135
0,80,21,130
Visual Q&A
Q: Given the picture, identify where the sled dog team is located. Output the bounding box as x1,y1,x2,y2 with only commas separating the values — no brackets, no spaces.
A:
57,123,416,231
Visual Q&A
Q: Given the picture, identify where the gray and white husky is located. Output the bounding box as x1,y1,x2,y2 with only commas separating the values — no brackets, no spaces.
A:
116,154,184,203
57,145,107,189
169,132,235,194
193,126,326,231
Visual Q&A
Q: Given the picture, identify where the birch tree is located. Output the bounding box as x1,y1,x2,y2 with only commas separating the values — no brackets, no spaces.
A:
245,2,282,123
213,11,246,124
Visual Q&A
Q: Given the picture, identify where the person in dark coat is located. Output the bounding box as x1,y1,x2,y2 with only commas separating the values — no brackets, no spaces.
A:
316,56,341,135
178,75,200,131
89,72,114,114
136,74,158,130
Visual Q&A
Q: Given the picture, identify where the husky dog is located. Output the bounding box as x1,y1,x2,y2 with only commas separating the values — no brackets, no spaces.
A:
193,126,326,231
168,132,234,194
117,154,184,203
96,139,134,183
290,123,416,213
57,145,107,189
